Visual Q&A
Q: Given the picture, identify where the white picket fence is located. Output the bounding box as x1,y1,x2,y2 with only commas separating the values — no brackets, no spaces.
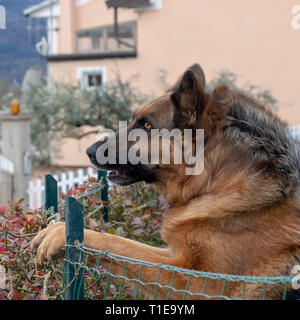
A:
27,167,98,209
0,154,14,204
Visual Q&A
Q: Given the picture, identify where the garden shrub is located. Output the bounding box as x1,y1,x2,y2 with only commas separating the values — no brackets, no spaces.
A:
0,179,165,300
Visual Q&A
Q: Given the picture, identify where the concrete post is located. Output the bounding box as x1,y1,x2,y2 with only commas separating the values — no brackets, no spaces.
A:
0,115,32,204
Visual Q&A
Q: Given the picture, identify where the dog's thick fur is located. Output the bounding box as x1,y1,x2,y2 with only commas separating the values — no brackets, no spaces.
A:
31,64,300,299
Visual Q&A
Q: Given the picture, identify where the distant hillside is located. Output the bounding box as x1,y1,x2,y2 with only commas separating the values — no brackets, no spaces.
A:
0,0,46,83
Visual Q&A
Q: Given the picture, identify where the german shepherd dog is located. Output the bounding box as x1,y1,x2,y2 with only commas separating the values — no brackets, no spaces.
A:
31,64,300,299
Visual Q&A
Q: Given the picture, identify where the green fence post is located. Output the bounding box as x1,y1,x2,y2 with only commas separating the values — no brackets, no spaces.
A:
98,170,109,223
45,174,58,214
65,196,84,300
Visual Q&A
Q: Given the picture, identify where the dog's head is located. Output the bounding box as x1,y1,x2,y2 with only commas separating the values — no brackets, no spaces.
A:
86,63,298,204
86,63,216,186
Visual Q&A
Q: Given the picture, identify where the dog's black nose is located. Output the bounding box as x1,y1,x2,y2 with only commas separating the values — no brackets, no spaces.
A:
86,139,110,164
86,144,98,161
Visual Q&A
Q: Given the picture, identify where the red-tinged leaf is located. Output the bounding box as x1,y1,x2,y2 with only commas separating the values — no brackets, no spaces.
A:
91,195,97,206
0,245,5,253
0,204,5,216
19,227,26,234
155,218,160,226
89,177,97,183
0,293,7,300
7,216,20,223
67,189,74,196
25,212,35,216
13,290,21,300
144,208,151,215
75,187,85,194
13,225,22,232
16,198,25,205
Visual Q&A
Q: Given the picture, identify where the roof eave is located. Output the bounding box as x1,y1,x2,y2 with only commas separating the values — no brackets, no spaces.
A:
23,0,58,17
44,51,138,62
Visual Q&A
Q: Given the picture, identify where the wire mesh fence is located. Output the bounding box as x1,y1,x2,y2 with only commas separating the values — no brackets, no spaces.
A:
43,172,295,300
61,243,293,300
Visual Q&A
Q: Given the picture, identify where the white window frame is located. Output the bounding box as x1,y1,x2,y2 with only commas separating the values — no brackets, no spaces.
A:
77,66,107,90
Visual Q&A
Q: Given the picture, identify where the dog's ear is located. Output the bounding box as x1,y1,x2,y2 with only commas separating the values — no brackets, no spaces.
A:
171,63,206,92
171,65,208,115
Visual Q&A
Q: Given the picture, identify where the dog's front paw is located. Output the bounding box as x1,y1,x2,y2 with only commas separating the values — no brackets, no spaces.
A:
30,222,66,264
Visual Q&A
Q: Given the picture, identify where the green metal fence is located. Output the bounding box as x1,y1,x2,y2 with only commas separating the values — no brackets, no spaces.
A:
44,171,294,300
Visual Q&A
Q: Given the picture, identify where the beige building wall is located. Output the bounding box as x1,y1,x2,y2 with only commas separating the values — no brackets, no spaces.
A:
58,0,76,53
50,0,300,167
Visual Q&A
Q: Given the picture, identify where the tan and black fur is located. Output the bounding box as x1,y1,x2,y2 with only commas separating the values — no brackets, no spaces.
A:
31,64,300,299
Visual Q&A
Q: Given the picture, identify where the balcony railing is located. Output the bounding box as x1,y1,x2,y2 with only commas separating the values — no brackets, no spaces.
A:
76,21,136,55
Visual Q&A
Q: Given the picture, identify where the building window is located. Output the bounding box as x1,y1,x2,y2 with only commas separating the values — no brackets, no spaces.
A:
76,21,136,54
88,73,102,87
77,66,107,90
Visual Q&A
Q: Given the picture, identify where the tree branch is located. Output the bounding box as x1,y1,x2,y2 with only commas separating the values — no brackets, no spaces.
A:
63,130,100,140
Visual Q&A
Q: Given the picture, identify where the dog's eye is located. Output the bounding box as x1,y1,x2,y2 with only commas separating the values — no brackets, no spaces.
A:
144,122,152,130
